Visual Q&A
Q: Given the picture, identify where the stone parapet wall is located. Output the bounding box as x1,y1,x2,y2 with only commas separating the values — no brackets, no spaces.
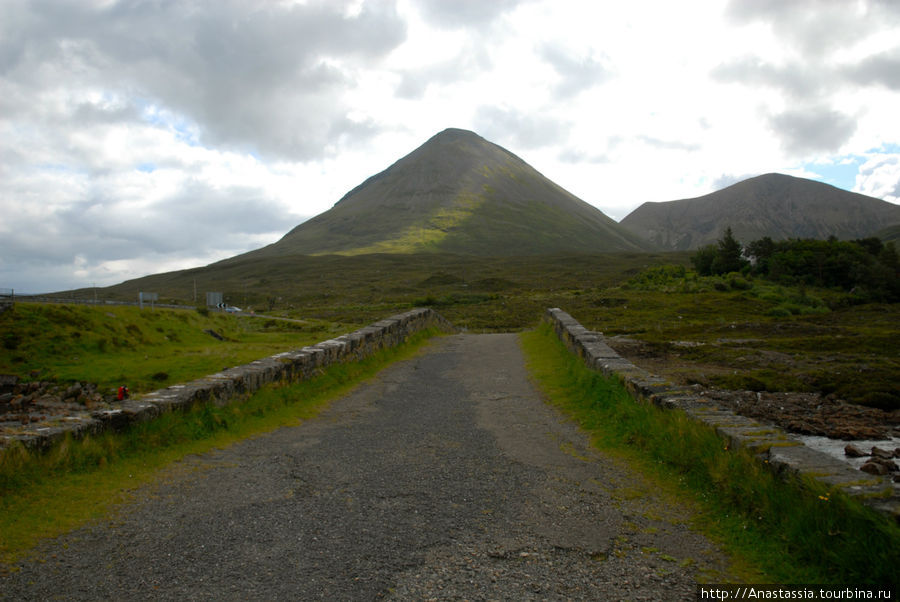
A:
2,308,453,455
544,307,900,520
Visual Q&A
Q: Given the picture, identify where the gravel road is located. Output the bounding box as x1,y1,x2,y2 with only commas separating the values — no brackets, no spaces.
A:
3,334,735,600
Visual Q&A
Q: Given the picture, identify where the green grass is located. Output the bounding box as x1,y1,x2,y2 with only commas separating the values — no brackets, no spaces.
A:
519,323,900,585
577,267,900,409
48,255,897,408
0,303,352,396
0,328,442,563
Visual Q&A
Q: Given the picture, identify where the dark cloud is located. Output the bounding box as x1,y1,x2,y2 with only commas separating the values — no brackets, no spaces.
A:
845,49,900,91
474,105,568,150
768,107,857,156
711,56,828,100
724,0,900,56
538,44,611,98
0,177,306,292
415,0,525,29
720,1,900,105
0,0,406,161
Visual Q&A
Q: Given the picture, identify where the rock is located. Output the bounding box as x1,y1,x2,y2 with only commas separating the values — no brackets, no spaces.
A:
844,444,868,458
894,448,900,459
872,457,899,472
871,446,895,459
860,461,889,476
64,383,82,400
0,374,18,393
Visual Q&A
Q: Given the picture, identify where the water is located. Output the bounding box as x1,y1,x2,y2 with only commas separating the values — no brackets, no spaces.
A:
797,434,900,471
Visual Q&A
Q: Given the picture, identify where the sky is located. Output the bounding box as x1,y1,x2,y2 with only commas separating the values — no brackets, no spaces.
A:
2,0,900,294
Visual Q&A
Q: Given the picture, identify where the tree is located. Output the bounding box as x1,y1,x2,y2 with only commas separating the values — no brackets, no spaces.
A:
746,236,775,274
711,227,747,274
690,244,718,276
690,227,749,276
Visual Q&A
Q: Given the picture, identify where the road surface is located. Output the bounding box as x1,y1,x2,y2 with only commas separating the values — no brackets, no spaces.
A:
2,334,734,600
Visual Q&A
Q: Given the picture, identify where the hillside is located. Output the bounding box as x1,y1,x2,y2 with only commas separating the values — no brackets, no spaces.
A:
619,173,900,250
234,128,652,258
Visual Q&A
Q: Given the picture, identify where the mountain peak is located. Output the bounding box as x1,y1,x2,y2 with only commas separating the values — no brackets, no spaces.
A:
620,173,900,250
247,129,652,257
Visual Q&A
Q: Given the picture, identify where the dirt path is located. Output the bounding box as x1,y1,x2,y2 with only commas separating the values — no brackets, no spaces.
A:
2,334,736,600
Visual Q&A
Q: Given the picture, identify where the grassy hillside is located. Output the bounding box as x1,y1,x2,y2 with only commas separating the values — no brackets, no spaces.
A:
30,251,900,411
237,128,651,258
86,252,680,330
0,304,350,395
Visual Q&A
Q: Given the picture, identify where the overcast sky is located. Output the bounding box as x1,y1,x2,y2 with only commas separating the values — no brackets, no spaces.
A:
3,0,900,293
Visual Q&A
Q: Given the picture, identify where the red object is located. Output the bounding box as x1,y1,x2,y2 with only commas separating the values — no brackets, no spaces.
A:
117,386,128,401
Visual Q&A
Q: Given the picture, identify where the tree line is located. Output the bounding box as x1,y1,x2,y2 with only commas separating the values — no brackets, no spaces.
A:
691,227,900,302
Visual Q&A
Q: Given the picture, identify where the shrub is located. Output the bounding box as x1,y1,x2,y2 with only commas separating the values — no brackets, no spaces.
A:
766,307,792,318
729,274,752,290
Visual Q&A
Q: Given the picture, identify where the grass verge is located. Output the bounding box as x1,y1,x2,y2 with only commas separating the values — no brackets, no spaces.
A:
519,322,900,585
0,327,442,565
1,302,353,396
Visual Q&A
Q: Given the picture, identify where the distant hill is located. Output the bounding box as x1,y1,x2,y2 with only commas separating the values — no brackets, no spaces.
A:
235,128,652,259
619,173,900,250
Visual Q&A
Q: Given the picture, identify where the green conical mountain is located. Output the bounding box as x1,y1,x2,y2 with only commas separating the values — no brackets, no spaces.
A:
242,128,651,257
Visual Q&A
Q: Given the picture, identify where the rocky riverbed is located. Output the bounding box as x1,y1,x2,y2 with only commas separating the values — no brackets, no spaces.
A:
0,376,117,443
605,338,900,480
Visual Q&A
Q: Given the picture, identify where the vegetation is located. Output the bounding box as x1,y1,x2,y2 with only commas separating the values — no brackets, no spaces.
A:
692,229,899,302
747,236,899,301
581,264,900,410
64,252,680,331
0,303,353,396
0,327,441,562
520,323,900,584
18,247,899,410
690,227,748,275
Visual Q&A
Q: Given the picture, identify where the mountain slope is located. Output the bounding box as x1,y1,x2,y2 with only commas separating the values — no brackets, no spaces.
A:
241,128,652,258
619,173,900,250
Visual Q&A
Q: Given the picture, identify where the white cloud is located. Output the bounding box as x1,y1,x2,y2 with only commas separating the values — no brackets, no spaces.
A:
857,151,900,203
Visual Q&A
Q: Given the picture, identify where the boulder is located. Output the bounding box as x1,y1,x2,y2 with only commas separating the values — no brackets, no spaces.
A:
860,461,889,476
844,444,868,458
871,446,895,459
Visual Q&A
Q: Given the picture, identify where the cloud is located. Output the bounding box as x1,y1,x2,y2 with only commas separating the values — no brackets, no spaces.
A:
537,43,612,98
394,43,492,99
768,107,857,156
473,105,568,150
0,172,305,293
0,0,407,161
415,0,526,28
724,0,900,57
856,151,900,203
557,148,610,165
845,49,900,91
711,173,760,190
636,135,700,153
711,57,828,100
